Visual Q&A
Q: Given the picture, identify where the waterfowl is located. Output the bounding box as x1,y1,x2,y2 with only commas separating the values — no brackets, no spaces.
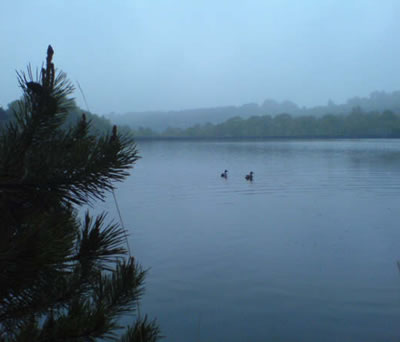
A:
245,171,254,181
221,170,228,178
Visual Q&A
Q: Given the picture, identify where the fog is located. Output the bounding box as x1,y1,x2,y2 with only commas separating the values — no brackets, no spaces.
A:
1,0,400,114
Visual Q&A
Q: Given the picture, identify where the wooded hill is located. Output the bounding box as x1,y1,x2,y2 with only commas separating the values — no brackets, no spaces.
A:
108,91,400,132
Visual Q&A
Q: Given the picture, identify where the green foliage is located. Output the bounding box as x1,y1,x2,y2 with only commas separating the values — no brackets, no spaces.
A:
132,109,400,139
110,91,400,133
0,46,160,341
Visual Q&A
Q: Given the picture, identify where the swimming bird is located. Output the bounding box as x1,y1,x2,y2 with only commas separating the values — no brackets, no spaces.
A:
221,170,228,178
245,171,254,181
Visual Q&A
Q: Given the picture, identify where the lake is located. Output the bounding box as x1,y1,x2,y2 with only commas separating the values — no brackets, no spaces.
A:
98,139,400,341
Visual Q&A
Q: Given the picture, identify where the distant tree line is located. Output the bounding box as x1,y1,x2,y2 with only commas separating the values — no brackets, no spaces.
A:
108,90,400,131
131,108,400,138
4,96,400,139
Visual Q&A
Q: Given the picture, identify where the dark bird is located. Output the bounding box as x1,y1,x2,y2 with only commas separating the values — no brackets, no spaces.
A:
221,170,228,178
245,171,254,181
26,82,44,95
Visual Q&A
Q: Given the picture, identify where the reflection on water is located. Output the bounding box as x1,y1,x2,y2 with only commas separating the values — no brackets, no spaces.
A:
101,139,400,342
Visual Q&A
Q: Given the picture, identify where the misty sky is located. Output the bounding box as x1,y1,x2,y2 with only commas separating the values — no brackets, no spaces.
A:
1,0,400,114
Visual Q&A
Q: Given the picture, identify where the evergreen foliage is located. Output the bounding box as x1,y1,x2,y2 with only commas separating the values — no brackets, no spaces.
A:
0,46,160,341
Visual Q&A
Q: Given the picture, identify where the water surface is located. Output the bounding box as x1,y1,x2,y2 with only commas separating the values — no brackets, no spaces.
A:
101,139,400,341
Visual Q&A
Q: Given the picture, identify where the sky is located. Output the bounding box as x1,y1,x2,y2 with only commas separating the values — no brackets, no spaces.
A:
1,0,400,114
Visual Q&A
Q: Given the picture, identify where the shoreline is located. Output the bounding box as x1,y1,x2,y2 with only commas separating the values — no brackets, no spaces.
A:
133,135,400,142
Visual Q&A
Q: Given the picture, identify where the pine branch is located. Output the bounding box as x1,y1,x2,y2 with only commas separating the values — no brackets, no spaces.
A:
120,316,162,342
0,210,77,329
76,212,127,271
95,258,146,318
0,122,140,207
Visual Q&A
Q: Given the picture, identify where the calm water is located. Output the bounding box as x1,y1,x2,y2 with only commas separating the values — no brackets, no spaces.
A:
99,139,400,342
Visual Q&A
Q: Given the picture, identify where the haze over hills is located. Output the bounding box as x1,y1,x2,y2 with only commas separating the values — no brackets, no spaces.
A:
106,91,400,132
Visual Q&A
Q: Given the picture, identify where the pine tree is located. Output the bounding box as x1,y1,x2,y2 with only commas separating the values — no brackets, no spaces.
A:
0,46,160,342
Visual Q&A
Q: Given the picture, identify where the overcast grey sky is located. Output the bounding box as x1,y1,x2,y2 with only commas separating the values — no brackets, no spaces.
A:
1,0,400,114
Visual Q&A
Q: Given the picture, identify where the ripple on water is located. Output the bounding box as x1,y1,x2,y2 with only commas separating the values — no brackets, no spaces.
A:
106,139,400,342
